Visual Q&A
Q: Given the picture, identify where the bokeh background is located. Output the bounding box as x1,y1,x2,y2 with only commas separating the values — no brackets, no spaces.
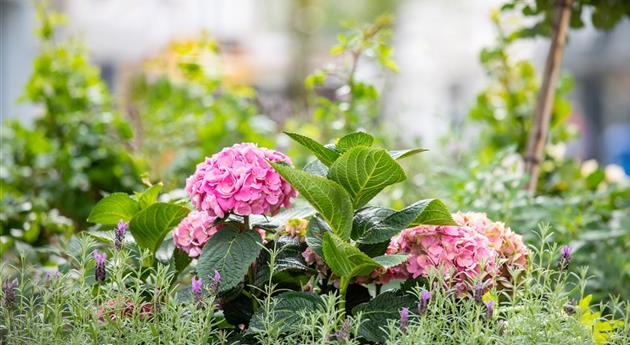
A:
3,0,630,169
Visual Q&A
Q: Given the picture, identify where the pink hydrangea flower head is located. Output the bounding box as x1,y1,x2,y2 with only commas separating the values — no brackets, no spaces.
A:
173,210,220,258
185,143,298,218
380,222,497,286
452,212,528,268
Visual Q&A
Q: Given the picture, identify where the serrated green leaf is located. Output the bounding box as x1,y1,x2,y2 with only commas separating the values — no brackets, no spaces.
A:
372,254,409,268
336,131,374,152
389,148,428,160
305,215,331,257
249,292,325,333
352,207,395,240
139,183,163,209
284,132,339,166
275,238,311,273
269,162,353,240
353,290,417,343
197,225,263,293
355,199,455,243
322,232,379,278
409,199,456,226
128,202,190,254
328,146,406,208
88,193,140,225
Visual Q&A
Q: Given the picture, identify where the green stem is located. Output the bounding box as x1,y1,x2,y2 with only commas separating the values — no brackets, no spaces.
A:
243,215,250,231
339,276,350,319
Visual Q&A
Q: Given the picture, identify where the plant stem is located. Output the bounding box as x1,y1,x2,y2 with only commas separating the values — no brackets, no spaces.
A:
525,0,573,194
243,215,250,231
339,276,350,319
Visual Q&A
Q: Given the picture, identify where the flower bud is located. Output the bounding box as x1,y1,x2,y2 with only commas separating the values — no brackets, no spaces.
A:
484,300,495,320
94,251,107,283
558,245,572,271
192,276,203,304
418,289,431,315
399,307,409,333
115,220,128,250
2,279,18,309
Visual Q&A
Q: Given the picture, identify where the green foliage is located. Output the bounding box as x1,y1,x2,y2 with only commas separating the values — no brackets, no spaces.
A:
284,132,341,166
87,193,141,225
288,14,399,165
328,146,406,208
88,185,190,257
249,292,325,333
0,237,228,344
128,36,276,187
322,232,380,279
501,0,630,37
3,227,628,344
128,203,190,254
0,4,141,256
269,161,354,240
353,199,455,245
273,130,451,310
451,8,630,303
353,290,417,343
469,10,575,164
196,225,263,293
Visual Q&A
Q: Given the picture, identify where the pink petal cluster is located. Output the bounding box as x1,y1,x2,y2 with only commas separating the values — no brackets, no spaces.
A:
173,210,220,257
452,212,528,268
382,223,497,285
378,212,529,288
185,143,298,218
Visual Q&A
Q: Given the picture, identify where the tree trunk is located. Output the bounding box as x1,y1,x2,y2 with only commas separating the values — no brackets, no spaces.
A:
524,0,574,194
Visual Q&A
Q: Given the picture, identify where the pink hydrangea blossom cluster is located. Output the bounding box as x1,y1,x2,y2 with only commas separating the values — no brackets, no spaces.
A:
452,212,528,269
377,212,529,289
172,210,220,258
381,223,497,285
185,143,298,218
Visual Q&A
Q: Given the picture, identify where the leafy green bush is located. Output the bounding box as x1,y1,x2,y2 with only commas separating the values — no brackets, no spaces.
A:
0,4,141,258
1,222,627,344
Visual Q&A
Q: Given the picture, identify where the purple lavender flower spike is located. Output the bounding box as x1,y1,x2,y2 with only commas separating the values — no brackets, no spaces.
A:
115,220,128,250
94,251,107,283
418,289,431,315
334,318,351,342
2,279,18,308
399,307,409,333
484,300,495,320
474,282,483,304
558,245,572,271
208,270,221,294
191,276,203,304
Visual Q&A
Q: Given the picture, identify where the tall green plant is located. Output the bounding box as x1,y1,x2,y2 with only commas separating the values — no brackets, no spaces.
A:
288,14,399,161
270,131,454,314
0,4,141,256
470,10,575,165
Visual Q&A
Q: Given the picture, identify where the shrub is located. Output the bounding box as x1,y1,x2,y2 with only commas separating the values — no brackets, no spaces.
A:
3,131,627,344
0,4,141,258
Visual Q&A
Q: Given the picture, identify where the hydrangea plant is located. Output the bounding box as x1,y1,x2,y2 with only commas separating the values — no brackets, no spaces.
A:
85,130,534,339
